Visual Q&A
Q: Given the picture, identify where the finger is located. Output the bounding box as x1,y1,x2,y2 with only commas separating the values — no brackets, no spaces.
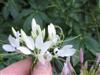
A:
32,60,52,75
0,58,32,75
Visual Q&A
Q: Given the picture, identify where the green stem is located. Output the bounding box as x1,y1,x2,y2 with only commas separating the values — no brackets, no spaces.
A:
65,34,81,42
0,40,7,44
58,58,66,62
0,53,19,56
31,57,38,75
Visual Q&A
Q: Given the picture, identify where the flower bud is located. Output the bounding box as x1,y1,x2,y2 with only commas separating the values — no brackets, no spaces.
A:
80,48,84,64
61,61,73,75
96,53,100,63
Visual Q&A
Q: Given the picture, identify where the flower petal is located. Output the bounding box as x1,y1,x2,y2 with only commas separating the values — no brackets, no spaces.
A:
35,34,43,49
2,44,16,52
48,23,56,40
32,18,37,33
42,29,45,39
12,27,17,37
44,51,52,61
27,36,35,50
57,49,76,57
21,29,27,39
41,41,52,54
32,18,42,35
16,31,20,38
21,30,34,50
56,45,76,57
61,45,73,50
38,54,45,64
17,47,32,55
12,27,20,38
36,24,42,35
8,35,19,48
31,31,37,39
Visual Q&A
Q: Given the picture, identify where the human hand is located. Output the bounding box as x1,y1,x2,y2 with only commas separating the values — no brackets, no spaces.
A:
0,58,52,75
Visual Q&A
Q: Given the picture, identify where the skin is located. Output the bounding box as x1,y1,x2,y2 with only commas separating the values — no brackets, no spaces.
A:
0,58,52,75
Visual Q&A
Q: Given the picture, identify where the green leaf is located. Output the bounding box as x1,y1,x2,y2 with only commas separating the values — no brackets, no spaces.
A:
39,12,50,23
34,14,43,26
23,14,34,32
2,3,10,20
85,36,100,55
63,36,80,49
8,0,19,19
19,9,33,19
72,50,80,66
53,59,63,73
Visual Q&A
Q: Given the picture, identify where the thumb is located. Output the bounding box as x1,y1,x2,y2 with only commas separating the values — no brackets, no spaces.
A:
32,60,52,75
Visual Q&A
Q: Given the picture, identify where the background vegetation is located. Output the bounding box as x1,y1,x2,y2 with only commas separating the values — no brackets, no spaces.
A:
0,0,100,74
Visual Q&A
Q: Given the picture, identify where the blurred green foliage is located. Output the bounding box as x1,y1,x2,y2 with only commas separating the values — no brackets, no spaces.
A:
0,0,100,74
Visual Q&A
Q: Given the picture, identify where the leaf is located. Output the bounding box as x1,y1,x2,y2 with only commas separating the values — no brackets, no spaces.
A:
2,3,10,20
19,9,33,19
28,0,49,10
84,36,100,55
39,12,50,23
63,36,81,49
72,50,80,66
23,14,34,32
34,13,43,26
8,0,19,19
53,59,63,73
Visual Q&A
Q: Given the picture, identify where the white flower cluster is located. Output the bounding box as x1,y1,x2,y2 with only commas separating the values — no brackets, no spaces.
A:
2,18,76,63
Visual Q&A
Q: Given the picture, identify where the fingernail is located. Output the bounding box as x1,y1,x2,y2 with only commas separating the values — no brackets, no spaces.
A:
32,61,52,75
37,61,50,69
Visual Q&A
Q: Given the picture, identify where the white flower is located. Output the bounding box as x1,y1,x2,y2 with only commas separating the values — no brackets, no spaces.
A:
54,45,76,57
32,18,41,35
2,35,20,52
31,18,45,39
32,18,37,33
19,30,52,60
2,34,32,55
12,27,20,38
35,34,52,63
48,23,56,39
48,23,60,44
2,27,32,55
21,29,35,50
35,34,51,52
17,29,35,55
